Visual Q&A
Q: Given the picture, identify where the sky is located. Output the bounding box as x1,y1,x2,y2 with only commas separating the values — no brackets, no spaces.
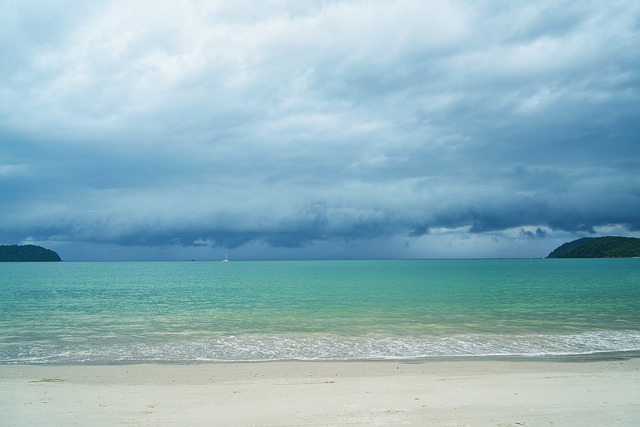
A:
1,0,639,261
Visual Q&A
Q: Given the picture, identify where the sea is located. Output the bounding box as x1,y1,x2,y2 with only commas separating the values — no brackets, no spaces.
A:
1,259,639,364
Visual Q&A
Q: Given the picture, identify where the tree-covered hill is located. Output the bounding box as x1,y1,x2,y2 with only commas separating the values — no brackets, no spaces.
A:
547,236,640,258
0,245,62,262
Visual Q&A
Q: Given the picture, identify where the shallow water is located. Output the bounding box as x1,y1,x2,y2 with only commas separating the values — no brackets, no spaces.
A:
1,259,639,363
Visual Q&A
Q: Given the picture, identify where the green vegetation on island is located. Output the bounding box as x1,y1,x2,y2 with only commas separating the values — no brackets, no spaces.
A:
0,244,62,262
547,236,640,258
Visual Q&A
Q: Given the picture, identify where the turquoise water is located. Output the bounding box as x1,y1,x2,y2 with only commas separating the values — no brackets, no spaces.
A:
1,259,639,364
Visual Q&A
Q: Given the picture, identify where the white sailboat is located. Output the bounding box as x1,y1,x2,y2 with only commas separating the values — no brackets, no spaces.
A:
221,253,230,262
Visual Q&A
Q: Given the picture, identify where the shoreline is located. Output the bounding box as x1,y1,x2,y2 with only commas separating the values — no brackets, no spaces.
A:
4,348,639,366
2,358,639,426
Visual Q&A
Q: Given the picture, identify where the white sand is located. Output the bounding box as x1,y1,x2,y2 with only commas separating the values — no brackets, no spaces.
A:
1,358,639,426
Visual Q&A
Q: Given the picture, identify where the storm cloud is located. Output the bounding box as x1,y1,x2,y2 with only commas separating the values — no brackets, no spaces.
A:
1,0,639,260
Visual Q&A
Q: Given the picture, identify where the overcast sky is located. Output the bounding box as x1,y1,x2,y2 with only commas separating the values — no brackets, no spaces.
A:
1,0,639,261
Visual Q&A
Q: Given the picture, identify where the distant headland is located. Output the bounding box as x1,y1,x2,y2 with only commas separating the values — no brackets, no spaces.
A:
0,245,62,262
547,236,640,258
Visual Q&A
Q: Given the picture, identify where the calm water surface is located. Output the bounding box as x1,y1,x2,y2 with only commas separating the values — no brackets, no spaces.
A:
1,259,639,363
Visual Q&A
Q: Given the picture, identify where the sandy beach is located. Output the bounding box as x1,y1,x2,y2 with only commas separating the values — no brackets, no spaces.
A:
1,358,639,426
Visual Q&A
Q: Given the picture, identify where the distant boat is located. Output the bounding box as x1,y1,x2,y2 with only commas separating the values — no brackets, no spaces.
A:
221,253,230,263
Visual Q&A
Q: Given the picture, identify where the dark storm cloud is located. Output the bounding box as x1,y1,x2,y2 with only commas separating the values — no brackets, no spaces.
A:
1,0,639,260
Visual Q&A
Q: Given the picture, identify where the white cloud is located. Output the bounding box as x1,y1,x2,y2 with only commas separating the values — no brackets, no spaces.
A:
1,0,639,260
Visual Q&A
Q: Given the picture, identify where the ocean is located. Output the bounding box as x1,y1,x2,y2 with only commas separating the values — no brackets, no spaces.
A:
1,259,639,364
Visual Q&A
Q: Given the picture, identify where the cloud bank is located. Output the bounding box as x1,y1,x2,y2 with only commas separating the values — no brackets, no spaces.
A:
1,0,639,260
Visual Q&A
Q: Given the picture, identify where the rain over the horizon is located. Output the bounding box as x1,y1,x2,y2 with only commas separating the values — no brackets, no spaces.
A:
1,1,639,261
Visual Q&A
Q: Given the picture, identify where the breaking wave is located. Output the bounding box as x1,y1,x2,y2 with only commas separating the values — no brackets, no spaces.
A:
3,330,640,364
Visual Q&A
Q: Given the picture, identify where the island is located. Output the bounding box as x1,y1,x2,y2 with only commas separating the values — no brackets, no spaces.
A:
547,236,640,258
0,244,62,262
